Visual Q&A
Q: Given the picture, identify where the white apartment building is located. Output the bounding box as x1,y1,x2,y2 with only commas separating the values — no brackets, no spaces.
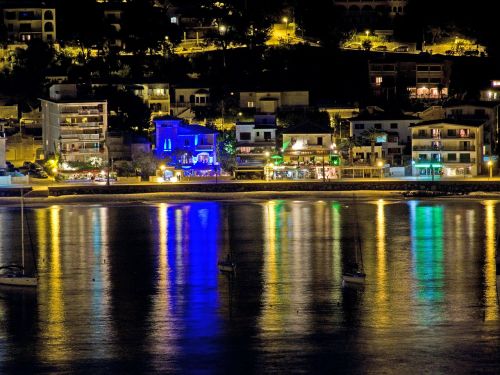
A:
239,91,309,113
411,119,484,177
2,6,56,42
350,109,419,165
444,101,499,155
41,85,108,163
236,120,277,167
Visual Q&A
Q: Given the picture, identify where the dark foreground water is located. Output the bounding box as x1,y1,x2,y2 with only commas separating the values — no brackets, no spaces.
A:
0,198,499,374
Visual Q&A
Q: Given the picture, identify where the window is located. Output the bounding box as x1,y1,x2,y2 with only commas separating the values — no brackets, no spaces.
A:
184,139,190,146
190,95,195,103
317,137,323,145
375,76,383,86
179,95,184,103
458,129,470,137
374,123,382,130
264,132,272,140
451,109,463,117
240,132,251,141
418,129,426,137
247,101,255,108
256,132,260,137
390,123,398,129
448,153,457,161
418,154,427,161
431,129,441,138
44,10,54,20
431,153,441,161
474,109,486,117
19,23,32,32
459,153,471,163
5,12,16,20
355,123,364,130
447,129,456,136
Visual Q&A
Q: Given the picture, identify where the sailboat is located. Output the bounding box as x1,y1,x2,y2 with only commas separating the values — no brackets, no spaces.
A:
342,197,366,285
0,189,38,287
218,212,236,273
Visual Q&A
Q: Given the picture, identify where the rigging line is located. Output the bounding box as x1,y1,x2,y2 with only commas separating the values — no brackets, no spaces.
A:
24,202,39,275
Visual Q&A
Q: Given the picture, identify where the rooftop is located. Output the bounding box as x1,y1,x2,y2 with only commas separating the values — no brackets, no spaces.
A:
411,119,486,127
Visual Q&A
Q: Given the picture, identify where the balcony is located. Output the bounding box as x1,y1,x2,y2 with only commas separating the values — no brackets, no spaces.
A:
195,144,214,151
412,134,476,140
413,145,476,152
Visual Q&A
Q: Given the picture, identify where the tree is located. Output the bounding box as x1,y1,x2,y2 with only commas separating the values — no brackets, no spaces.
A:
216,130,237,174
56,0,111,63
120,0,181,56
362,128,386,166
340,137,359,166
362,40,372,51
93,86,151,134
132,151,164,180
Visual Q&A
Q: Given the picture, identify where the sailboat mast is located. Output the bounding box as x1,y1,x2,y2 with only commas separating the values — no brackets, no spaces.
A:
21,188,25,275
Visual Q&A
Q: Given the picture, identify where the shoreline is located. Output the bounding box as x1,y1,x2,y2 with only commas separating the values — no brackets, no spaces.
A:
2,190,500,207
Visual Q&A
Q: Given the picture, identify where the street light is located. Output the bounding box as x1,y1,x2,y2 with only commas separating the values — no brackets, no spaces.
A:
365,30,370,38
218,25,227,68
282,17,289,43
377,160,384,179
488,160,493,179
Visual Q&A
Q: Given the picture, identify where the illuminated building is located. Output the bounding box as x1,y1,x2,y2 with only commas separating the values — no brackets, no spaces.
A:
170,86,210,122
334,0,407,16
1,2,56,42
154,117,218,176
234,115,277,178
350,107,420,166
238,90,309,114
40,84,108,163
444,101,500,156
480,80,500,102
410,119,484,177
0,124,6,169
368,57,451,100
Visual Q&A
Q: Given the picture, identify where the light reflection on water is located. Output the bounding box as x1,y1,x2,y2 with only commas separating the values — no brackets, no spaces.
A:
0,199,499,373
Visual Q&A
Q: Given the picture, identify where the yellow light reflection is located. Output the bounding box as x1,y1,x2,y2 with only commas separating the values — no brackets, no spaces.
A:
374,199,389,327
41,206,67,362
483,201,498,321
149,203,174,356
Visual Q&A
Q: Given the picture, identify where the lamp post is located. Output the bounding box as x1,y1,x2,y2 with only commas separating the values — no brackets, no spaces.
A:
377,160,384,179
488,160,493,180
219,25,227,68
283,17,289,43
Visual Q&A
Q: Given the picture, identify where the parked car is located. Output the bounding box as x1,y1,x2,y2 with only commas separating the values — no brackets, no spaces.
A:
393,45,409,52
463,49,479,56
373,45,388,52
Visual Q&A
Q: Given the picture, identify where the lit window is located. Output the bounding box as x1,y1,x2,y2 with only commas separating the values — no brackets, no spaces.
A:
247,101,254,108
171,17,178,24
375,76,383,86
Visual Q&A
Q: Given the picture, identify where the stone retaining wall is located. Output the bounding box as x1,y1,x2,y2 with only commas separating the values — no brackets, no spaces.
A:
47,181,500,197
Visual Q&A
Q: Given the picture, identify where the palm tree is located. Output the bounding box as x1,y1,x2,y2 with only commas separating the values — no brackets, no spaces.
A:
340,137,359,166
362,128,386,166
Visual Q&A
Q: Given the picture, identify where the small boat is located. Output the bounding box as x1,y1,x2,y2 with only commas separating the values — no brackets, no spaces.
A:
342,270,366,284
0,189,38,287
0,265,38,287
218,256,236,273
342,196,366,285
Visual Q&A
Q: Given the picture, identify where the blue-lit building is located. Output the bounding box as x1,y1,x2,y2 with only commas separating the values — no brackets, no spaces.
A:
154,118,218,176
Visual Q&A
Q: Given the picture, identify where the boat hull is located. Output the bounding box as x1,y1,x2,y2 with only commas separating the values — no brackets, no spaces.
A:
342,273,366,284
0,276,38,287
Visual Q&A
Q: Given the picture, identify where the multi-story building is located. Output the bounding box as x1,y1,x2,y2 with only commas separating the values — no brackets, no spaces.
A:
2,3,56,42
280,122,339,179
411,119,484,177
444,101,499,155
350,107,420,165
369,57,452,99
480,80,500,102
154,117,218,176
130,83,170,118
334,0,407,16
238,91,309,113
235,115,277,172
170,86,210,121
40,84,108,163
